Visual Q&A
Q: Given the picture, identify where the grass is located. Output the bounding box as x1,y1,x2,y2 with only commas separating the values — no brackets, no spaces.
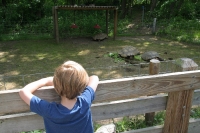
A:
20,130,45,133
113,106,200,132
0,35,200,90
1,17,200,132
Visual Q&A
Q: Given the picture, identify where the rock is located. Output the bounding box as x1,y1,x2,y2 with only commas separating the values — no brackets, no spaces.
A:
95,123,116,133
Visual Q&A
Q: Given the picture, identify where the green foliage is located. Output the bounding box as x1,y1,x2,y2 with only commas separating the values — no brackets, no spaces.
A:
57,10,106,37
134,55,142,61
115,112,165,132
153,111,165,126
154,1,200,19
93,122,102,131
20,129,45,133
115,116,146,132
1,0,200,43
114,107,200,132
156,17,200,44
179,1,196,19
191,107,200,119
106,52,123,63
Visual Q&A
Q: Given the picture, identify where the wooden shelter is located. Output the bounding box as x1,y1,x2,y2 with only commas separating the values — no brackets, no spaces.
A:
52,6,118,43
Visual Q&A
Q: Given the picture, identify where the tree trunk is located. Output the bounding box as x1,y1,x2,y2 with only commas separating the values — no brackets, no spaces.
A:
121,0,127,18
2,0,6,7
128,0,132,17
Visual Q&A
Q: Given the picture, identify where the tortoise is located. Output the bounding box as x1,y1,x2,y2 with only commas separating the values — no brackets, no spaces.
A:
141,51,164,61
93,33,108,41
118,46,140,59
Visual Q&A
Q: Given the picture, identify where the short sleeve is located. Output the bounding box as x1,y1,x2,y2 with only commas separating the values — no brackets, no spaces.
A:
80,86,95,106
30,96,50,116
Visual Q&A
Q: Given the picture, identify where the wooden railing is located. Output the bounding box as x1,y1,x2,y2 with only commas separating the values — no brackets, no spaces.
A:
0,58,200,133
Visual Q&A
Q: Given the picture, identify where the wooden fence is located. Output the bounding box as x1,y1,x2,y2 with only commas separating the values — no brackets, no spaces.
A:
0,58,200,133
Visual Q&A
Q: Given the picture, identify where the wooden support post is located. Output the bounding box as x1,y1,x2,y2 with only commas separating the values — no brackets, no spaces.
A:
113,9,117,40
152,18,157,34
163,58,198,133
145,59,160,126
52,7,56,38
163,90,194,133
54,8,59,43
106,10,108,35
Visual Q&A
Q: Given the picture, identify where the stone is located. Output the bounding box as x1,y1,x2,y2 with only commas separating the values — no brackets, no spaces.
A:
95,123,116,133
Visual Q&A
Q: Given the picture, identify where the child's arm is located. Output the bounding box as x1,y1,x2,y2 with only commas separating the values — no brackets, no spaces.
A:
19,77,54,106
88,75,99,92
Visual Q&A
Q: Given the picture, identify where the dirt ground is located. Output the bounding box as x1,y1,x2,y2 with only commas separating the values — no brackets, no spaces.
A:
0,35,200,90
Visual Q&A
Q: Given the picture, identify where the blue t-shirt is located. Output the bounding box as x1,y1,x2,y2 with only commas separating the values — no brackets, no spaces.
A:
30,86,95,133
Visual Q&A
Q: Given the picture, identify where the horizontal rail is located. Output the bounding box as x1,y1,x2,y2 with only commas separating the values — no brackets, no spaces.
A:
121,119,200,133
0,70,200,115
1,90,200,133
0,90,200,133
1,70,200,132
54,6,118,10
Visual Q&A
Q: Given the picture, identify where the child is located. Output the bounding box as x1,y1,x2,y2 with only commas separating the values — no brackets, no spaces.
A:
19,61,99,133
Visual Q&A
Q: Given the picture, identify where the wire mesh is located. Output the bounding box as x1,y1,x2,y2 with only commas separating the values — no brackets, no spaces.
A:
1,59,199,91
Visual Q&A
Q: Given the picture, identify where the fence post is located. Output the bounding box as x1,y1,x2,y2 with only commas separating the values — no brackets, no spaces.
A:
53,6,59,43
163,58,198,133
152,18,157,34
145,59,160,126
52,6,55,38
113,8,118,40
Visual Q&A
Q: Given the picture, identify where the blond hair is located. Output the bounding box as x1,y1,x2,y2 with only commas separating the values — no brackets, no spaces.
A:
53,61,89,99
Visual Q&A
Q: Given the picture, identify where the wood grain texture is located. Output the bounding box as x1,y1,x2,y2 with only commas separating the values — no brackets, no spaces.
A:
1,113,200,133
0,88,60,115
0,70,200,116
0,95,166,133
0,112,44,133
163,90,194,133
1,91,200,132
95,70,200,102
145,59,160,126
92,95,167,121
149,59,160,75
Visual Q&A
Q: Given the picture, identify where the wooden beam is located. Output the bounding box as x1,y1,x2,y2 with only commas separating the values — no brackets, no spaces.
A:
0,70,200,115
106,10,108,35
1,90,200,132
113,8,117,40
55,6,118,10
0,112,44,133
163,90,194,133
54,8,59,43
1,90,200,119
145,59,160,126
52,6,118,42
163,58,198,133
52,7,56,38
95,70,200,103
121,119,200,133
0,95,167,133
92,95,167,121
0,88,60,116
1,109,200,133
